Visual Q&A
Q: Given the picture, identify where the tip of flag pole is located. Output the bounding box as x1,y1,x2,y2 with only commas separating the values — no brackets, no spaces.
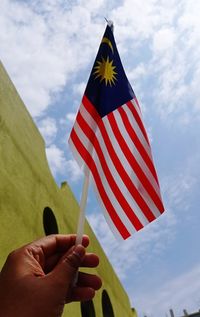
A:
104,18,114,32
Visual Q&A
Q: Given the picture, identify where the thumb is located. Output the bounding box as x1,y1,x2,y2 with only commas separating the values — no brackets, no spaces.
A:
51,245,85,287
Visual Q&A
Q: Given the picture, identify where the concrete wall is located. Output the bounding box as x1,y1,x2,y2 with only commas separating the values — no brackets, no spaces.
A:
0,61,136,317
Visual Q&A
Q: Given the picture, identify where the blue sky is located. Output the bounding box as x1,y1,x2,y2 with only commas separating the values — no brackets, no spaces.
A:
1,0,200,316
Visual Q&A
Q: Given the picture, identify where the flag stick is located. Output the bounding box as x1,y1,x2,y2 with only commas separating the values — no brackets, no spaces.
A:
75,174,89,246
73,175,89,286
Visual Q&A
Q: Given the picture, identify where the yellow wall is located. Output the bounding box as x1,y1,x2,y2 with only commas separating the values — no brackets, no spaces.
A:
0,61,136,317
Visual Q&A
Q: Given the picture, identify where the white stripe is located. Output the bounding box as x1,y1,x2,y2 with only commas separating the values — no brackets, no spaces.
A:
73,121,139,233
68,136,84,168
81,101,162,217
102,115,162,218
73,102,162,219
132,98,143,118
77,105,153,226
92,180,131,240
114,109,161,199
68,136,90,178
122,103,152,159
69,131,128,239
79,103,98,131
75,110,95,156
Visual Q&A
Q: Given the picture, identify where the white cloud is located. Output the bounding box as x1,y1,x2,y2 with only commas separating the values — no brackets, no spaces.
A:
111,0,159,41
134,264,200,317
162,172,197,211
152,27,176,53
127,64,147,83
106,0,200,125
66,112,77,124
61,112,77,140
45,144,67,177
73,82,86,97
46,144,82,182
2,0,200,126
0,0,105,118
87,207,176,281
178,1,200,46
0,0,67,117
147,0,200,124
38,117,57,145
65,159,83,182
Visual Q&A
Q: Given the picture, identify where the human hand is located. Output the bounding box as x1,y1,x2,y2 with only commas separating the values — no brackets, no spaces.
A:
0,234,102,317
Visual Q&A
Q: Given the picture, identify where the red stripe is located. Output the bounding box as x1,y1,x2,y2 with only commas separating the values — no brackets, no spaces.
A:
76,111,96,147
83,95,150,149
76,111,144,231
98,119,157,222
135,97,141,111
82,95,100,124
82,95,164,215
70,128,130,239
108,112,164,212
118,106,159,185
127,100,150,145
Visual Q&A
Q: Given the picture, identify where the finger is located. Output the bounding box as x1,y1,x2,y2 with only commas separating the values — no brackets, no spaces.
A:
77,272,102,290
51,245,86,286
44,253,62,273
81,253,99,268
46,251,99,272
45,250,100,274
27,234,89,259
69,286,95,302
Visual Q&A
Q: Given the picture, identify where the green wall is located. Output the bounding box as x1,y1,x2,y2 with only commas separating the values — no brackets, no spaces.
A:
0,61,136,317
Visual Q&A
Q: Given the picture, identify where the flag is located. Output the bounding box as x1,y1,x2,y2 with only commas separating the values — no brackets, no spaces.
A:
69,23,164,240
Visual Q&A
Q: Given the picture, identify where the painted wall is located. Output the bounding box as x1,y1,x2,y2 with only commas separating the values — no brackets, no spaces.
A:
0,61,137,317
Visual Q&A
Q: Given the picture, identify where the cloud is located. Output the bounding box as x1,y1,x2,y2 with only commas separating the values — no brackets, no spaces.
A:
0,0,106,118
0,0,67,117
134,264,200,317
66,113,77,124
107,0,200,126
2,0,200,127
65,159,83,182
45,144,67,177
73,82,86,98
148,0,200,124
162,171,197,212
87,206,176,281
127,64,147,83
45,144,82,182
152,27,177,53
111,0,159,42
38,117,57,146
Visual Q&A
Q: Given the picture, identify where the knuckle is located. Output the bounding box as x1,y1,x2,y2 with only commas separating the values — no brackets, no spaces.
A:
7,249,19,262
64,252,81,269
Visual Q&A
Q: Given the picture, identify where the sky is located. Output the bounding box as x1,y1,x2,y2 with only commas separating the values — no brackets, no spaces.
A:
1,0,200,316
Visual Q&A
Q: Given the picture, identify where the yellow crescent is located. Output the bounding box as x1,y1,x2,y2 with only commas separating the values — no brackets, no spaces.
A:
101,37,114,53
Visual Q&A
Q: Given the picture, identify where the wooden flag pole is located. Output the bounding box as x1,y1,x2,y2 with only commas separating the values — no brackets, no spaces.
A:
75,174,89,246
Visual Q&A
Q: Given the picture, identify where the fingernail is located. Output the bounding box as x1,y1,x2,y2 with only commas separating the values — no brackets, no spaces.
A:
73,245,85,259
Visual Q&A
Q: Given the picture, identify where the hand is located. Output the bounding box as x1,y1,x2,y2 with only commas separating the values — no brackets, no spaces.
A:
0,234,102,317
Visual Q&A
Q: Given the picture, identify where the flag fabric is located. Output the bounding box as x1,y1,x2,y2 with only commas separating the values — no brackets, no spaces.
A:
69,23,164,240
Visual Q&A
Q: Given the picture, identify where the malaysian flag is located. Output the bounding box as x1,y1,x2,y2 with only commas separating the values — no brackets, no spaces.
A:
69,23,164,240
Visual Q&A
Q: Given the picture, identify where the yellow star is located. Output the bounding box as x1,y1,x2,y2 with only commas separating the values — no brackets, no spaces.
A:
93,56,117,86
